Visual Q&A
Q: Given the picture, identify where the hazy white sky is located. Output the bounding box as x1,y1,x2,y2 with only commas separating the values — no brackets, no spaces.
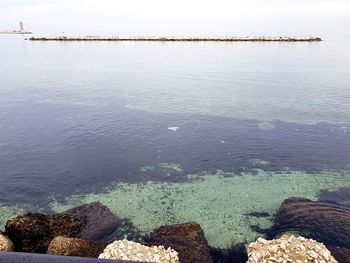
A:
1,0,350,39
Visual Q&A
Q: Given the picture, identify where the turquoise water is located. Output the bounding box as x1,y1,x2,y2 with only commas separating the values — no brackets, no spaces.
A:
0,36,350,246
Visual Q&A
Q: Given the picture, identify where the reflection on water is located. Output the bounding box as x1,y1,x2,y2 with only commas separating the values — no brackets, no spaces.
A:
0,36,350,246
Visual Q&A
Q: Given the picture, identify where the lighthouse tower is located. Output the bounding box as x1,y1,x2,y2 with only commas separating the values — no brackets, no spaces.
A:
19,22,24,32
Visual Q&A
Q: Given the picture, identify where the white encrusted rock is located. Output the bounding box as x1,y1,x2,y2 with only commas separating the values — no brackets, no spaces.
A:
98,240,179,263
247,235,337,263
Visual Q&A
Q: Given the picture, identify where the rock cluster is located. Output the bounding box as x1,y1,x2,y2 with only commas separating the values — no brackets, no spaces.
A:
1,204,219,262
0,233,15,252
247,235,337,263
5,212,84,253
4,202,121,253
98,240,179,263
147,222,213,263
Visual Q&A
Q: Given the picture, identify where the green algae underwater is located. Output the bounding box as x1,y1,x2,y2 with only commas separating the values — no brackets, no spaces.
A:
45,169,350,248
0,206,24,232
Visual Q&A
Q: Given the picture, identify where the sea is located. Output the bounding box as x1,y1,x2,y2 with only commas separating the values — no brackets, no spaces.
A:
0,35,350,247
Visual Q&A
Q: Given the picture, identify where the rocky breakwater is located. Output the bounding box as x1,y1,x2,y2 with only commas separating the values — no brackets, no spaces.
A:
28,36,322,42
1,203,219,262
267,197,350,263
4,202,122,253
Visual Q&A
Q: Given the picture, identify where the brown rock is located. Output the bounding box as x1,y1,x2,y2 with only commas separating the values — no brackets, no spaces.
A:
64,202,121,240
5,202,122,253
267,197,350,248
47,236,107,258
0,233,15,252
5,213,53,253
49,213,86,238
147,222,213,263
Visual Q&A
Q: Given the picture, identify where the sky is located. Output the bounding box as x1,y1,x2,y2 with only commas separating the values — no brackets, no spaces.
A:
1,0,350,39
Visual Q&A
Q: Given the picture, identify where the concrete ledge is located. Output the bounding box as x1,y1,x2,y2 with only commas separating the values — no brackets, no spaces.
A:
0,252,151,263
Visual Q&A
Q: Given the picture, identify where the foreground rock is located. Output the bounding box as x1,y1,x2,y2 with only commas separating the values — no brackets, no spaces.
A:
147,222,213,263
47,236,107,258
0,233,15,252
247,235,337,263
5,202,121,253
267,197,350,248
99,240,179,263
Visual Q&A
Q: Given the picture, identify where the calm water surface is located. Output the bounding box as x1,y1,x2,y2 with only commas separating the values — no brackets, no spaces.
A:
0,36,350,208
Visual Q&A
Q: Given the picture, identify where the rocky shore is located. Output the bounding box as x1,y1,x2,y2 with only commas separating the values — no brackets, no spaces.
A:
1,197,349,262
27,36,322,42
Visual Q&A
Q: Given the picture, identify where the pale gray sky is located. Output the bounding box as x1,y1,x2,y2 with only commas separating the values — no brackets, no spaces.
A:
1,0,350,39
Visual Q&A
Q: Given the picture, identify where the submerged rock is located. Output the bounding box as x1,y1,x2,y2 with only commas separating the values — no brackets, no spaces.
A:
267,197,350,248
5,202,121,253
0,233,15,252
99,239,179,263
319,187,350,207
210,243,248,263
247,235,337,263
47,236,107,258
64,202,122,240
147,222,213,263
329,247,350,263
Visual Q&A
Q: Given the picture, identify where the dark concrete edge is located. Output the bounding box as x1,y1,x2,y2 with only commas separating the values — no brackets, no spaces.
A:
0,252,153,263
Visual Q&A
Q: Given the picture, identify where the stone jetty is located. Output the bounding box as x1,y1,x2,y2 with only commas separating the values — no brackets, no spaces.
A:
28,36,322,42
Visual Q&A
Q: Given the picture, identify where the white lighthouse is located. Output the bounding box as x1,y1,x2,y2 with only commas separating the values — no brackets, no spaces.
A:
20,22,24,32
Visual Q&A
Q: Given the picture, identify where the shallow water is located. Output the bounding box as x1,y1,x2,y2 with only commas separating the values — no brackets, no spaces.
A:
0,36,350,246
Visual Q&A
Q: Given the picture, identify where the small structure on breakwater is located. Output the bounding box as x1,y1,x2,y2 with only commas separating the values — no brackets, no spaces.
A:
0,22,33,35
28,36,322,42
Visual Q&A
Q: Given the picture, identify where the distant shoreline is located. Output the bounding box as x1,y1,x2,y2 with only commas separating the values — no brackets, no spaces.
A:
27,36,322,42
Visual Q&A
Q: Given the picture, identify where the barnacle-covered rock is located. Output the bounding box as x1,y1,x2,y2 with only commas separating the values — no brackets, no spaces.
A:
0,233,14,252
5,202,121,253
98,240,179,263
147,222,213,263
247,235,337,263
47,236,107,258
